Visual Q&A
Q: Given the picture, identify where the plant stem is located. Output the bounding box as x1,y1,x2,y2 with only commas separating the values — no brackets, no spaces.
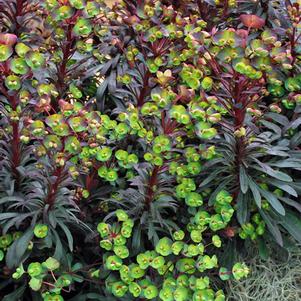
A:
145,166,160,207
45,167,64,209
56,24,75,103
137,69,151,107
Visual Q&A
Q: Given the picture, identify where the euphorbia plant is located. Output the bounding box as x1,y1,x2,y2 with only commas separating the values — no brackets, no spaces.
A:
97,0,301,254
0,0,300,300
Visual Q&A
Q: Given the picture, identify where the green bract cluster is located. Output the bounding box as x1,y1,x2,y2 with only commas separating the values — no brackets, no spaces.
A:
98,193,249,300
0,0,300,300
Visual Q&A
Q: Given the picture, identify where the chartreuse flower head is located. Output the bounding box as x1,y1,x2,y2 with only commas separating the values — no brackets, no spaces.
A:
73,18,92,36
25,51,45,70
137,253,150,269
106,255,123,271
0,233,13,248
96,146,112,162
174,286,189,301
232,262,250,280
100,239,113,251
155,237,173,256
97,222,110,237
111,281,128,297
0,44,13,62
12,264,25,279
144,284,159,299
44,294,64,301
129,282,142,297
185,192,203,207
212,235,222,248
173,230,185,241
160,286,174,301
171,241,185,255
69,0,85,9
15,42,30,57
129,263,145,279
9,57,29,75
114,245,129,259
116,209,129,221
196,122,217,140
27,262,43,277
34,224,48,238
5,75,21,90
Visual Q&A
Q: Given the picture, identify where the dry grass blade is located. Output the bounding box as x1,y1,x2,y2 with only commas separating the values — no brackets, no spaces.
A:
226,247,301,301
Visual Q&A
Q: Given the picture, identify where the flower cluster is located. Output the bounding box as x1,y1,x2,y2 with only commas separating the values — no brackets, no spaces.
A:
0,0,300,300
97,191,249,301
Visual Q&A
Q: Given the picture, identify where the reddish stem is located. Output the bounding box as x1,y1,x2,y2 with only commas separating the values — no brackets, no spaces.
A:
45,167,64,209
145,166,160,207
137,70,151,107
55,23,75,104
11,121,20,188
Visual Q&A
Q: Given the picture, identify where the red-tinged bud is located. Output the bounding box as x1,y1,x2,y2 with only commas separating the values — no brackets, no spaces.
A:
224,227,235,238
0,33,17,46
59,99,73,111
240,14,265,29
178,85,195,102
123,15,140,25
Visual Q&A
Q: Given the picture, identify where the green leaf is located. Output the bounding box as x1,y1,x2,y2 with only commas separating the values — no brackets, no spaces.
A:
186,77,200,89
219,267,230,280
248,179,261,208
52,123,70,136
268,179,297,197
258,238,269,260
257,161,292,182
3,284,26,301
260,210,283,246
57,220,74,251
236,192,249,225
0,250,4,261
69,116,86,132
43,257,60,271
6,228,34,268
265,112,288,126
279,211,301,243
239,166,248,194
29,277,42,291
45,114,64,127
53,230,63,260
279,197,301,213
0,45,13,62
259,189,285,216
270,159,301,169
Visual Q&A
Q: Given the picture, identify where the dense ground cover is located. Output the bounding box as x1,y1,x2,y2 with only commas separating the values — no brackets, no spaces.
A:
0,0,300,300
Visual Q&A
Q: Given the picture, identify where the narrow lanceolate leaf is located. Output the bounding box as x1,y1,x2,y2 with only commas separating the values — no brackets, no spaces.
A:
258,238,269,261
259,189,285,216
248,179,261,208
57,220,74,251
239,166,248,194
279,197,301,213
270,159,301,169
6,228,34,268
255,160,293,182
279,211,301,243
3,284,26,301
265,112,289,126
236,192,248,225
260,210,283,246
268,179,298,197
284,117,301,131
